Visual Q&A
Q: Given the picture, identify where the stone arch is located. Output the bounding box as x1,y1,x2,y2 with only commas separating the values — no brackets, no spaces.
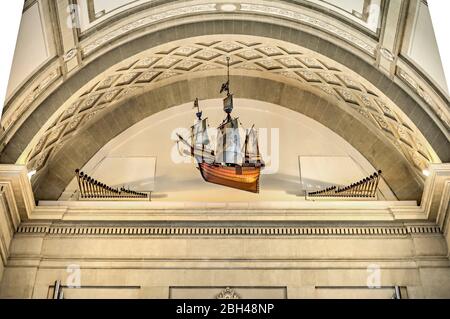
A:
0,21,447,201
33,75,423,201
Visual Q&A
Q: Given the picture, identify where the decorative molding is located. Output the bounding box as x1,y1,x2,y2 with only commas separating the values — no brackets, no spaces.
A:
2,1,443,183
82,3,218,56
0,175,23,269
0,165,36,221
217,287,241,299
437,181,450,231
239,3,377,56
0,163,447,235
63,48,78,62
397,67,450,132
380,48,395,62
16,223,442,237
1,66,61,137
80,2,378,58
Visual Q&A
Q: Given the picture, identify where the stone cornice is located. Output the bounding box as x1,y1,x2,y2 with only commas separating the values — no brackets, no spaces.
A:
0,170,24,269
16,221,442,238
0,164,448,224
0,165,35,221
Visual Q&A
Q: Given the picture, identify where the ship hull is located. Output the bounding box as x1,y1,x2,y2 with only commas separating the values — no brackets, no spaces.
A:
198,163,261,193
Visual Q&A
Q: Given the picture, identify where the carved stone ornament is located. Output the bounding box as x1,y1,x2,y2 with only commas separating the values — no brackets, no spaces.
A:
216,287,241,299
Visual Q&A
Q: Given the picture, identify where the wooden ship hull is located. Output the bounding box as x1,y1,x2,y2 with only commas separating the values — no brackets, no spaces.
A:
198,162,261,193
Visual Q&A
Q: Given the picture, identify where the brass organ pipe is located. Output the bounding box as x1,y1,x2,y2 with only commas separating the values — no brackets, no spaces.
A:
82,175,88,197
85,177,90,198
79,172,86,198
360,180,366,197
95,181,100,197
81,173,88,198
86,177,92,198
352,182,357,197
98,183,102,197
364,179,369,196
90,178,96,198
368,175,375,197
359,181,364,197
93,181,98,197
357,180,364,197
79,172,85,198
84,175,89,198
366,177,373,196
75,169,152,200
91,178,96,198
369,176,375,196
357,182,361,196
359,179,365,197
346,184,351,197
353,183,358,197
362,178,369,197
75,170,83,198
373,171,382,197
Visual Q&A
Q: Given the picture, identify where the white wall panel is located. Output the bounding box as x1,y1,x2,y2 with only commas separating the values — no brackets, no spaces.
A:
6,2,49,97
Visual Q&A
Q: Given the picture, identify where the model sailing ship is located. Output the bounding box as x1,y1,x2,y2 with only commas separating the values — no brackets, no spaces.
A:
176,57,265,193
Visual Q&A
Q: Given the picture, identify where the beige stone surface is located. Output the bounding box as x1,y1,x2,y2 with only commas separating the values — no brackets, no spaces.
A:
1,227,449,299
1,0,449,301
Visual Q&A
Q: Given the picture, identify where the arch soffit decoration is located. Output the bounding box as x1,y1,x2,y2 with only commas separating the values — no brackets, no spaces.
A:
23,38,433,201
0,7,445,201
36,75,423,201
2,3,449,162
27,35,437,179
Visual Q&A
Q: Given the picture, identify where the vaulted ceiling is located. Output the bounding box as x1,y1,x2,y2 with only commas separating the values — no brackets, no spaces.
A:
1,0,449,201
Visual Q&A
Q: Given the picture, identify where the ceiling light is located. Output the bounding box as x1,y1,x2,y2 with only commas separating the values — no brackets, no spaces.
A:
422,169,430,177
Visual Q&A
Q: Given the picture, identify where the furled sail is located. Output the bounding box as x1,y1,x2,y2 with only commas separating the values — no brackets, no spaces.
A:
244,126,262,165
191,118,211,162
215,118,242,164
192,118,210,147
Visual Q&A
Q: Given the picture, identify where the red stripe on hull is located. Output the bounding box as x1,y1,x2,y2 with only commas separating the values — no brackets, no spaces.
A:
198,163,261,193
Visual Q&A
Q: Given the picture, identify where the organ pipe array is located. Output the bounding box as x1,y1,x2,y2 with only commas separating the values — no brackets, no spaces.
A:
75,169,149,200
308,170,382,199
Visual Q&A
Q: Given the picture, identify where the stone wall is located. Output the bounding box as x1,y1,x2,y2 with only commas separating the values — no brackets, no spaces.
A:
1,222,449,299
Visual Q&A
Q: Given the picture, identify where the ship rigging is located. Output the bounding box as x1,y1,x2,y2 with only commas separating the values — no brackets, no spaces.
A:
176,57,265,193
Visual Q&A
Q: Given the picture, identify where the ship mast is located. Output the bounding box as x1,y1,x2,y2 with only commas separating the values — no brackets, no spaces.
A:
193,98,202,120
220,57,233,122
220,57,231,97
